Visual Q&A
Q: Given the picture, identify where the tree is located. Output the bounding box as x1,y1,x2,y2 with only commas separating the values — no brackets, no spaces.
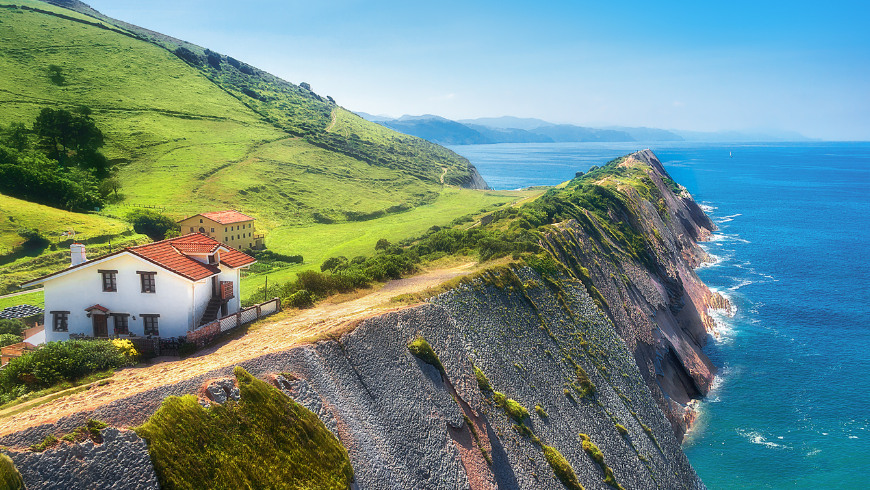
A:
375,238,391,251
126,209,178,240
33,107,106,176
99,177,122,201
1,123,30,151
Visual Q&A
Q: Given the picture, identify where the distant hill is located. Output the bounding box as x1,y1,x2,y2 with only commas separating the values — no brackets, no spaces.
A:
366,114,638,145
457,116,554,131
605,127,684,142
0,0,488,229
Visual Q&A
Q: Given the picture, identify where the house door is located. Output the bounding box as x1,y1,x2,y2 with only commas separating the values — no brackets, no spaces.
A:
93,314,108,338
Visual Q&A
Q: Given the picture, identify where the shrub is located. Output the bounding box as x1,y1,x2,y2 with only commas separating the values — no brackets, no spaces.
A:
535,404,548,418
408,337,445,376
0,454,23,490
110,338,139,361
177,342,196,358
17,227,49,249
0,334,22,348
375,238,391,250
0,340,133,398
284,290,314,309
136,367,353,490
615,423,628,436
0,319,25,336
125,209,177,240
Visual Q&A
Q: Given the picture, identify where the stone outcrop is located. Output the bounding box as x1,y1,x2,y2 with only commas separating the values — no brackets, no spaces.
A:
5,428,158,490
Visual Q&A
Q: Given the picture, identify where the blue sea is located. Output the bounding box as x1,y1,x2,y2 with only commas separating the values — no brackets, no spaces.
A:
449,142,870,489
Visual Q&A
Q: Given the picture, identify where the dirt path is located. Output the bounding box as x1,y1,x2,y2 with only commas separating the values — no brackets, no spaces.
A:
0,289,42,300
440,167,448,184
325,107,338,133
0,262,478,436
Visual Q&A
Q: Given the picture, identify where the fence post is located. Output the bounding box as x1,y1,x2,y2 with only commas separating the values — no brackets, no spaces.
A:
236,311,242,327
256,305,261,319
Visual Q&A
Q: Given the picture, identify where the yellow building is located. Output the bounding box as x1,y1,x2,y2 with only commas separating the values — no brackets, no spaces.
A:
177,210,264,250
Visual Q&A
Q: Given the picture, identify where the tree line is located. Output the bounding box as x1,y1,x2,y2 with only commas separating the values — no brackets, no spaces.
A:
0,106,120,211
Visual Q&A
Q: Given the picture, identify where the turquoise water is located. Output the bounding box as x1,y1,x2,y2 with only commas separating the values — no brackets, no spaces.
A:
449,142,870,489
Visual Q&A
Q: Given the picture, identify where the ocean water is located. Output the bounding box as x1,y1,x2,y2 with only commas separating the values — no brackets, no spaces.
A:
449,142,870,489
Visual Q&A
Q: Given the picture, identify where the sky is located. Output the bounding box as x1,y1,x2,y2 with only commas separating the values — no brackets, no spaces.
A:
85,0,870,140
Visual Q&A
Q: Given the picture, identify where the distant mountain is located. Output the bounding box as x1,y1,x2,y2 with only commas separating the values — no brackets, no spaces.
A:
377,116,491,145
464,125,554,143
531,124,635,143
457,116,554,131
606,127,684,142
355,111,396,122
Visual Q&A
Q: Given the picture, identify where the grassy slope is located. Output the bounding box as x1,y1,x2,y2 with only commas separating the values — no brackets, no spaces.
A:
0,1,528,302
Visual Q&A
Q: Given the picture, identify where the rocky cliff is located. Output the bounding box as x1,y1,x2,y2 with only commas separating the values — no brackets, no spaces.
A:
0,150,719,489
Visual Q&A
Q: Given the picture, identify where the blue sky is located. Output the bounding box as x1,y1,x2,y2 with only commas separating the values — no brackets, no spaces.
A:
86,0,870,140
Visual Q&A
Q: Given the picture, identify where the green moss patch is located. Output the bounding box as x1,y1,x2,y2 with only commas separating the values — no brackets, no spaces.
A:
474,366,492,392
492,391,529,422
580,433,625,490
136,366,353,490
543,445,584,490
408,337,446,376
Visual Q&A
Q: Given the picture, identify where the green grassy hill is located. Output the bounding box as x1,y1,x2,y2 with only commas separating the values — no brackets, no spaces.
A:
0,0,529,301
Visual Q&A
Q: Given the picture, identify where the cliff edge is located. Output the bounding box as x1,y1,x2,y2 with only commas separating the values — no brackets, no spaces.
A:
0,150,718,489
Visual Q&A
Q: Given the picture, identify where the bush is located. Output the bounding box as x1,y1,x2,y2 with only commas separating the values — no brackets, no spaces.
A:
17,227,49,249
125,209,177,240
177,342,196,358
283,290,314,309
0,319,26,336
535,404,548,418
110,339,139,361
0,334,21,348
0,340,134,398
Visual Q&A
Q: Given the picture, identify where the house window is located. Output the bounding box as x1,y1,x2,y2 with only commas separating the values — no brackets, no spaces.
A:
190,226,194,232
138,271,156,293
99,270,117,292
224,227,227,232
51,311,69,332
142,315,160,336
199,219,203,223
113,314,129,335
211,228,215,232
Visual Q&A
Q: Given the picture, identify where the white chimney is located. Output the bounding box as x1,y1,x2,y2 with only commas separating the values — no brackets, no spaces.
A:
70,243,86,267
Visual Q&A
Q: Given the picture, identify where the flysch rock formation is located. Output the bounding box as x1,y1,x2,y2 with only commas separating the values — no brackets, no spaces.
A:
0,149,718,488
6,427,159,490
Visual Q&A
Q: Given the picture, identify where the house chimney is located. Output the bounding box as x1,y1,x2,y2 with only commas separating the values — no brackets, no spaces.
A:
70,243,86,267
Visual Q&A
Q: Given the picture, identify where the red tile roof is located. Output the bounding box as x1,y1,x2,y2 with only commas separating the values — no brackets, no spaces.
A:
198,210,255,225
219,247,258,269
85,304,109,313
20,233,256,287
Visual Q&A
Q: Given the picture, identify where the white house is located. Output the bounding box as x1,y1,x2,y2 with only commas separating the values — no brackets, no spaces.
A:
20,233,256,342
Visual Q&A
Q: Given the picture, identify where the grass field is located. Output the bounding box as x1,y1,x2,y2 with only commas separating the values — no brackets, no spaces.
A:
0,1,520,302
240,187,542,293
0,194,131,250
0,290,43,310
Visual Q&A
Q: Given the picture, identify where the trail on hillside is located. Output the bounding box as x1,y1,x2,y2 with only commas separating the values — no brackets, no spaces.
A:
325,108,338,132
0,262,477,436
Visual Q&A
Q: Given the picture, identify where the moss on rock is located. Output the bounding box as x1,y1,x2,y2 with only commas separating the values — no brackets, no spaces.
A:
136,366,353,490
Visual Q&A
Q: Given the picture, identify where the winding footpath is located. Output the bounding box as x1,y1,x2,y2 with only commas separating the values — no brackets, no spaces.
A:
0,262,478,436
